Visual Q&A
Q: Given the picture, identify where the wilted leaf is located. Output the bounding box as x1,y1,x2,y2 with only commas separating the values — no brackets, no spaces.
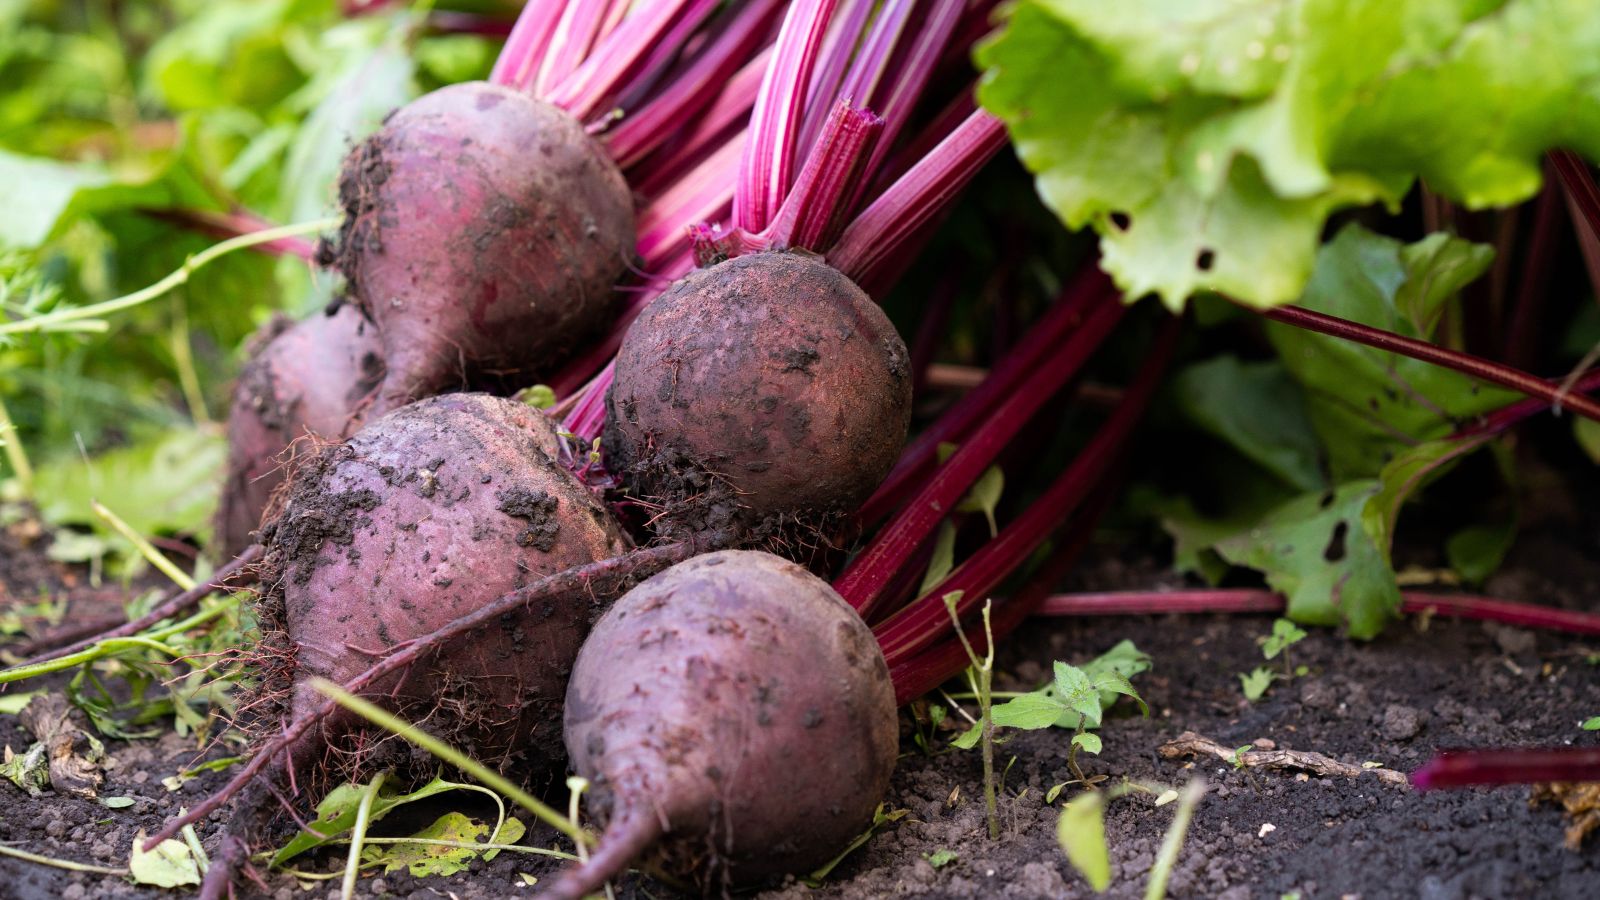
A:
129,830,201,888
1057,791,1111,891
361,812,526,877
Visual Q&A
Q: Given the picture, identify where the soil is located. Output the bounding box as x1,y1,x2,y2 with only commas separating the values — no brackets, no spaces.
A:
2,520,1597,899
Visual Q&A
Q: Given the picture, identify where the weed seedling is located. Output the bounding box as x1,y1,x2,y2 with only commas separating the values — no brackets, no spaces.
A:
943,592,1000,838
1241,618,1308,701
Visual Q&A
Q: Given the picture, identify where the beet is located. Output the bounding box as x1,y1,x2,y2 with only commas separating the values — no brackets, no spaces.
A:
264,392,630,771
216,305,383,558
549,549,898,897
326,81,634,414
604,251,912,534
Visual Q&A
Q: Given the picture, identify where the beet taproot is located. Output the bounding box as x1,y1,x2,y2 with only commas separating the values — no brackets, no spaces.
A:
548,549,898,897
604,251,912,534
216,305,383,558
325,81,634,414
264,392,630,772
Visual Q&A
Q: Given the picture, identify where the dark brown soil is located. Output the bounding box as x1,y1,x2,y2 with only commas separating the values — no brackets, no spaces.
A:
2,524,1597,899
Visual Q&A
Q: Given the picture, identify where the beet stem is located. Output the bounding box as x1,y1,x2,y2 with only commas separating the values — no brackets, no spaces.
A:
143,542,696,851
1501,173,1562,369
872,319,1181,663
20,544,262,666
605,0,784,168
550,0,721,124
490,0,565,90
836,293,1124,618
1256,303,1600,423
794,0,876,157
765,102,885,252
1550,149,1600,246
140,208,317,261
737,0,840,231
1412,748,1600,789
828,109,1008,285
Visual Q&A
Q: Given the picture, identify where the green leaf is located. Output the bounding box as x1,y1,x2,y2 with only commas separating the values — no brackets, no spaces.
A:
272,775,465,865
1582,717,1600,731
31,427,225,543
1052,661,1104,726
1261,618,1308,659
1446,521,1516,585
0,742,50,796
1071,732,1103,755
1240,666,1276,701
129,830,201,888
978,0,1600,308
1574,417,1600,465
951,721,983,750
101,796,135,809
1214,481,1401,637
1057,791,1111,891
925,848,959,869
0,689,43,715
917,521,959,596
1267,226,1508,479
955,465,1005,537
991,691,1071,731
361,812,525,877
1173,356,1326,491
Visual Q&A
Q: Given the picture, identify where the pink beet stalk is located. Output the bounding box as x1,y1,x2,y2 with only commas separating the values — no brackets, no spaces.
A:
1412,748,1600,789
535,0,620,94
829,110,1008,284
633,50,771,195
549,0,722,123
765,103,885,251
795,0,877,156
142,208,317,261
870,321,1181,662
1033,589,1600,637
491,0,568,90
858,265,1113,524
737,0,841,230
835,292,1125,618
604,0,784,168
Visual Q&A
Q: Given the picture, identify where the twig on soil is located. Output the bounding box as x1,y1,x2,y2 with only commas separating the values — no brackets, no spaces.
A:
19,545,263,665
145,541,695,850
1158,732,1408,786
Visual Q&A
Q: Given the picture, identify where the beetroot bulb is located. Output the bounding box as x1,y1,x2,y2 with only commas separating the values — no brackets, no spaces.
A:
323,81,634,415
547,549,898,898
261,392,630,773
216,304,383,558
604,251,912,537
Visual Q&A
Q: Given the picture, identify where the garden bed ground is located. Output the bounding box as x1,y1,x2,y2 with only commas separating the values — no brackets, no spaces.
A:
1,518,1597,900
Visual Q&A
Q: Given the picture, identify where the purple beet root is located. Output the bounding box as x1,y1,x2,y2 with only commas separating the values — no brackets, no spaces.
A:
216,305,383,558
604,251,911,535
548,549,898,897
265,392,630,772
326,81,635,414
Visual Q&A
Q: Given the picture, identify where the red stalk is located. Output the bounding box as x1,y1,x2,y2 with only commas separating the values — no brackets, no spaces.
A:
1503,177,1562,369
835,293,1124,617
737,0,840,231
604,0,784,169
1412,748,1600,789
425,12,515,38
795,0,876,157
1550,150,1600,245
549,0,721,123
632,50,770,195
764,103,885,251
887,489,1112,705
828,110,1008,284
538,0,626,98
858,265,1112,524
491,0,567,90
1257,304,1600,424
1035,589,1600,636
871,320,1180,664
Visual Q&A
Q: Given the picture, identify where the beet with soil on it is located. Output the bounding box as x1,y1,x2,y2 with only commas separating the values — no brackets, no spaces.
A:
604,251,912,536
262,392,630,775
325,81,635,414
547,549,899,899
216,304,383,558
